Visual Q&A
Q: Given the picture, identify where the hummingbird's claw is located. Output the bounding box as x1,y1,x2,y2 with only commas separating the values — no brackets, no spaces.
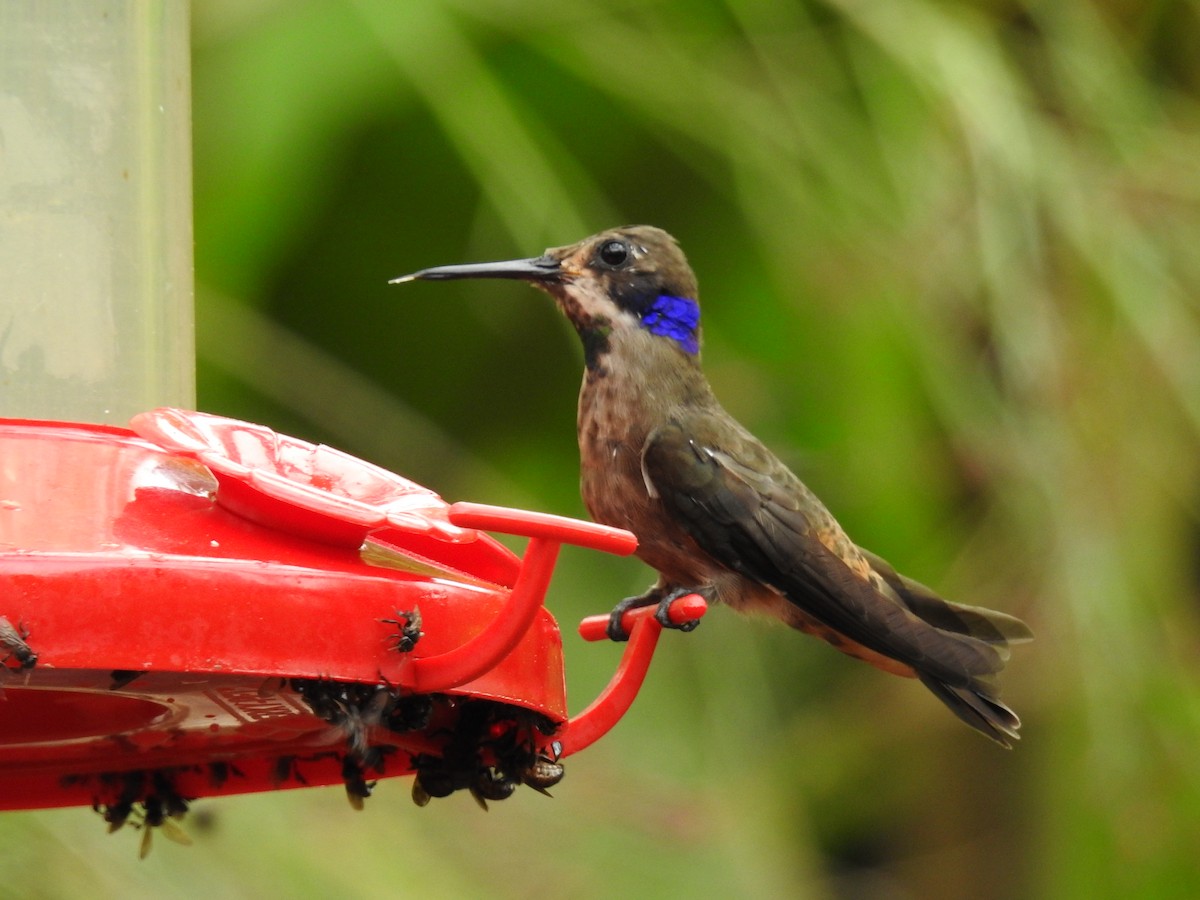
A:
605,594,653,642
654,595,701,632
653,587,703,633
604,618,628,643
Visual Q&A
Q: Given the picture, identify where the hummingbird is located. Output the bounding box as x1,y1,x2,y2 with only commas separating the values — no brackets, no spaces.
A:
392,226,1032,746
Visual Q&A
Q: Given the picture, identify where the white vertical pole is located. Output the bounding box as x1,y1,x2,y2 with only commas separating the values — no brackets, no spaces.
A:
0,1,194,422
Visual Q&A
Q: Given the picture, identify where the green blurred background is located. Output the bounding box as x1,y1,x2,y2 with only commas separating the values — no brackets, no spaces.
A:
7,0,1200,896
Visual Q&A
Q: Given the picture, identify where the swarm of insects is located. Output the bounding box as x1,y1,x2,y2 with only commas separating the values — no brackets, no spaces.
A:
290,678,433,807
289,681,565,810
410,698,564,810
88,769,194,859
291,680,433,751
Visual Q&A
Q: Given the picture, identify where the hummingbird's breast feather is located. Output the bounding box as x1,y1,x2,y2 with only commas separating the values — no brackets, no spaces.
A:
575,346,726,587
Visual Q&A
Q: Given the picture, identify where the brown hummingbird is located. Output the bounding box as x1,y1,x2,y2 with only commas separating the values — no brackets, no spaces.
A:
393,226,1032,746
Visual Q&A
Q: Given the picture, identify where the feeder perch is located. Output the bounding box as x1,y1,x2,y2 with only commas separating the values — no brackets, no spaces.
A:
0,409,706,822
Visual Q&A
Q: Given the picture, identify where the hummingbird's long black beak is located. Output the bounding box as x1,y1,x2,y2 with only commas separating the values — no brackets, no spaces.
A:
389,255,561,285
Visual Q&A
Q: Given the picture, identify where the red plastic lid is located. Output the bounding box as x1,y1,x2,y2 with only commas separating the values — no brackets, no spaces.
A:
131,408,474,547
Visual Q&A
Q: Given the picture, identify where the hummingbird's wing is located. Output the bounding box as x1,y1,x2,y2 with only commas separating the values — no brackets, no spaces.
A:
641,417,1026,744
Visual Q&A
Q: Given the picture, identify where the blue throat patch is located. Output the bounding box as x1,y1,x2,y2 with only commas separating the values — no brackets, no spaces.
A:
640,294,700,354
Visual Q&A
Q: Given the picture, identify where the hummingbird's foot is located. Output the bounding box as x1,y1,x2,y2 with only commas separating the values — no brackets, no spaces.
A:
605,587,704,641
653,587,704,633
605,590,664,642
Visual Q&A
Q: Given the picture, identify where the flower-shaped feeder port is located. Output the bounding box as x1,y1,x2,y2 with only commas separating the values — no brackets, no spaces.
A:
0,411,705,830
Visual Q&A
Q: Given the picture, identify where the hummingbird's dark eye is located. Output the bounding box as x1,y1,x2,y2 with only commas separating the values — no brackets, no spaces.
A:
597,240,630,268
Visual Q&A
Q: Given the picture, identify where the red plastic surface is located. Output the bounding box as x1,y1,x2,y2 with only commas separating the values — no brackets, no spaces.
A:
0,411,706,813
564,595,708,756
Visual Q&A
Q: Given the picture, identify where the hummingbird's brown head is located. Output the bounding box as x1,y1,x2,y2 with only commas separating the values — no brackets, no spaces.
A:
393,226,702,367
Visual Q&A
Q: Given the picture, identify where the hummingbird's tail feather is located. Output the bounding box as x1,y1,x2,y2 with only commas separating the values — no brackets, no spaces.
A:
916,671,1022,748
860,549,1029,745
906,594,1032,650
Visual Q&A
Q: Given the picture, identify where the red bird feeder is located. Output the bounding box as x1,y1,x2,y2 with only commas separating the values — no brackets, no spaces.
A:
0,409,705,831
